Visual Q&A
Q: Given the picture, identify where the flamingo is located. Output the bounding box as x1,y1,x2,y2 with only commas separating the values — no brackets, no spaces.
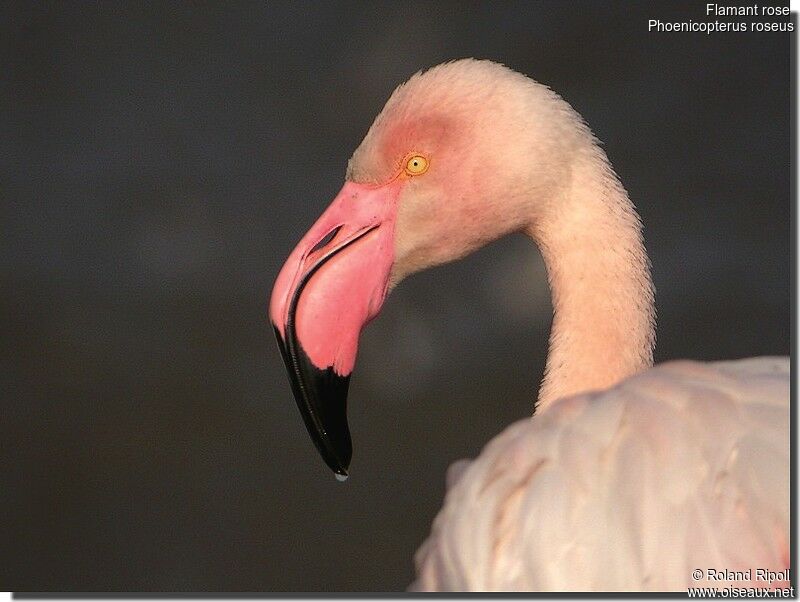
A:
269,59,789,592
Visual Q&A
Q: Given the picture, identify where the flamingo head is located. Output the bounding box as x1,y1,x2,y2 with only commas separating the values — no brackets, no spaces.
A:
269,59,581,477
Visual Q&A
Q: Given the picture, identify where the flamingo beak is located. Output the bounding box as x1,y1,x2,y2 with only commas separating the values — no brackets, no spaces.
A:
269,180,401,478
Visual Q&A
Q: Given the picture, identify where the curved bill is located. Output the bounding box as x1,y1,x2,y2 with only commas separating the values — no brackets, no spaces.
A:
269,181,401,478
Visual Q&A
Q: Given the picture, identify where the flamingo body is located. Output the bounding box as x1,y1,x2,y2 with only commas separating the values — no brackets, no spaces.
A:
412,357,789,591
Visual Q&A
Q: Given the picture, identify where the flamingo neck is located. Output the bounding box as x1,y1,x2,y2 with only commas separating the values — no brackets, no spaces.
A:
526,145,656,411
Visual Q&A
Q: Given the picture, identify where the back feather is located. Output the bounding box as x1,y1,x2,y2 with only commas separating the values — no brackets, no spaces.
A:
412,357,789,592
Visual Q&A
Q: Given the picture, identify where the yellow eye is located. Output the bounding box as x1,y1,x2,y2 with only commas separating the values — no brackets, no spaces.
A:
404,154,429,176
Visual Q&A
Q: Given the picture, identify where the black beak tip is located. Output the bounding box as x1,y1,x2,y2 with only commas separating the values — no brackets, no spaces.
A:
272,323,354,479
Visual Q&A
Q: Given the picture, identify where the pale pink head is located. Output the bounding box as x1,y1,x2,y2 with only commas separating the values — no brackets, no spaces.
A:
270,59,599,477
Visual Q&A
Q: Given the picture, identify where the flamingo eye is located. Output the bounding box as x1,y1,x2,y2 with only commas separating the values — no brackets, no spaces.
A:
404,154,429,176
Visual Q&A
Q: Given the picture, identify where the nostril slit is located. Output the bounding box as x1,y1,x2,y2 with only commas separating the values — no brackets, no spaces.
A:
310,225,343,254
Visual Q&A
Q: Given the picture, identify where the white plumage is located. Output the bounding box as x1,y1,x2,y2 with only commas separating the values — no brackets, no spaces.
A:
413,357,789,591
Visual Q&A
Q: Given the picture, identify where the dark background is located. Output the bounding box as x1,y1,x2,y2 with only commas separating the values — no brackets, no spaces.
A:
1,1,790,592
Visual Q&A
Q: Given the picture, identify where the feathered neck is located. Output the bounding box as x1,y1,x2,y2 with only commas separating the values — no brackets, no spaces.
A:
527,144,656,410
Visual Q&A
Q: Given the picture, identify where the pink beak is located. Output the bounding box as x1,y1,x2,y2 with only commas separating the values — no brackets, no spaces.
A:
269,180,402,478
